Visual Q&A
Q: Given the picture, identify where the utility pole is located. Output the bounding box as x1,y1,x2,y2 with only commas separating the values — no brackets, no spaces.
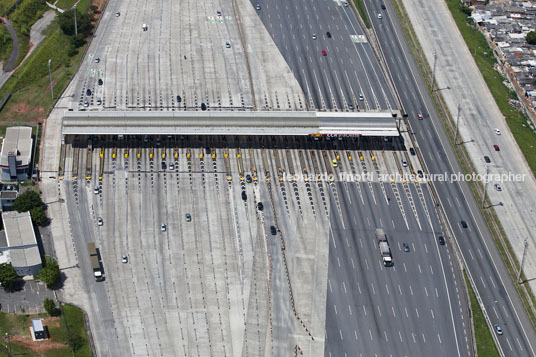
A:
431,52,437,92
5,333,12,357
481,165,489,208
454,103,461,144
47,59,53,100
518,239,529,284
74,4,77,36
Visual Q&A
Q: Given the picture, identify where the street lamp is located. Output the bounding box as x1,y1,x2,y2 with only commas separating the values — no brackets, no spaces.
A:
47,59,53,100
481,165,489,208
74,4,77,36
518,239,529,284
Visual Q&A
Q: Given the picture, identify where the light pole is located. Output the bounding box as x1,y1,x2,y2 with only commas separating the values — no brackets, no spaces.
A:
74,4,77,36
47,59,53,100
518,239,529,284
4,333,12,357
431,51,437,92
454,104,461,145
481,165,488,208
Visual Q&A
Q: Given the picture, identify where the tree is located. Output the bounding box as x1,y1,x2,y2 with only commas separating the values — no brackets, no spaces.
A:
527,31,536,45
43,298,57,316
30,206,47,226
12,190,44,212
38,257,61,289
0,263,19,291
59,8,91,37
459,3,473,17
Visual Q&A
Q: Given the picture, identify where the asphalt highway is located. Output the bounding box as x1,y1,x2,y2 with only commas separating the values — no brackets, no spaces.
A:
365,0,536,355
253,0,396,111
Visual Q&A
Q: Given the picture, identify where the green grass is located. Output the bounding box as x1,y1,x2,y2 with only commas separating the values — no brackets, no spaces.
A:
0,304,90,357
0,0,18,15
446,0,536,175
0,24,81,123
465,272,500,356
353,0,371,29
0,25,13,63
55,0,77,10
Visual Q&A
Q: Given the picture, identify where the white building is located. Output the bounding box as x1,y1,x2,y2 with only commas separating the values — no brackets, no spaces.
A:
0,127,33,182
0,211,41,276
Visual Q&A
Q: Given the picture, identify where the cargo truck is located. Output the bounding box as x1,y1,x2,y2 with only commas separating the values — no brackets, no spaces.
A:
88,242,103,281
376,228,393,267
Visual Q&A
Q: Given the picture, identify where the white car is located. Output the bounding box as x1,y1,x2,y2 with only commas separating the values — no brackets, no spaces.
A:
83,100,89,107
226,41,231,48
97,217,103,226
378,13,382,19
256,4,261,10
115,12,120,17
312,34,317,40
96,98,102,105
495,128,501,135
95,57,100,63
122,255,128,263
495,183,502,191
160,223,166,232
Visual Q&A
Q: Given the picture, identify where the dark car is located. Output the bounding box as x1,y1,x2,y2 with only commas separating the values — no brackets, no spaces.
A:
403,243,410,252
98,79,103,85
438,236,445,245
86,89,92,96
493,144,500,151
270,226,277,235
246,175,252,183
484,156,491,163
326,31,332,38
461,221,468,228
257,202,263,211
176,95,182,103
161,161,166,170
409,147,416,156
417,170,424,178
381,4,386,9
241,191,247,201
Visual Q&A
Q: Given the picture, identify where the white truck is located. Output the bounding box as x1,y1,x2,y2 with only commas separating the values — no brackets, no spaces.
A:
376,228,393,267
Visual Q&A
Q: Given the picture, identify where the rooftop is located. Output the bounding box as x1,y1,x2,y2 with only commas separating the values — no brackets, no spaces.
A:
0,127,32,167
1,211,40,269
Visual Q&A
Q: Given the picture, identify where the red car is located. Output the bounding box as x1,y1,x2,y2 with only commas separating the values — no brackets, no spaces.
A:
417,113,423,120
322,49,327,56
493,144,500,151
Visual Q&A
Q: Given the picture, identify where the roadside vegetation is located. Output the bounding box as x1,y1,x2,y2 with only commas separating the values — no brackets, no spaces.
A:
5,0,48,68
352,0,371,29
446,0,536,175
0,304,91,356
0,0,97,123
465,272,500,357
0,25,13,63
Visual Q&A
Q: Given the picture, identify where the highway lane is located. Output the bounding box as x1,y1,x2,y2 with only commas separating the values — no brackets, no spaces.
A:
366,0,536,355
324,177,468,355
254,0,396,110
